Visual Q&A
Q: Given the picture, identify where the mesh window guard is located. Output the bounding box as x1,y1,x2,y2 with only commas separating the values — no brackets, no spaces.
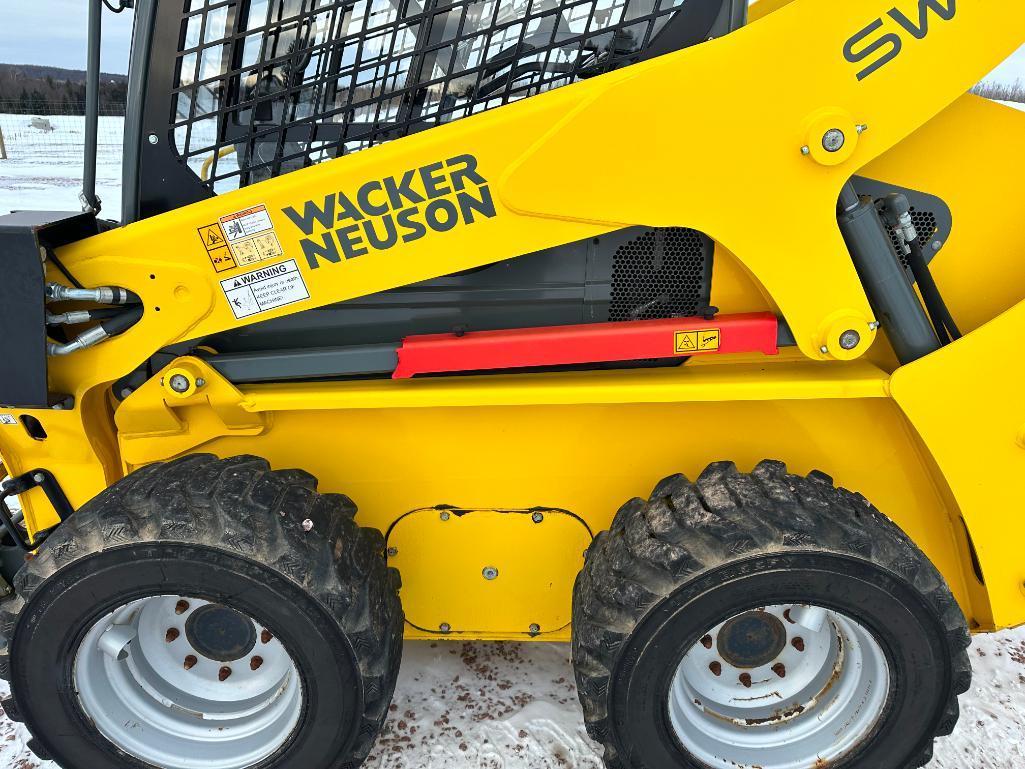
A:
170,0,710,194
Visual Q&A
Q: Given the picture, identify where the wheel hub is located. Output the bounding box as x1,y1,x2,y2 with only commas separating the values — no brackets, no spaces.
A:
185,604,258,663
73,595,304,769
668,603,891,769
716,610,786,669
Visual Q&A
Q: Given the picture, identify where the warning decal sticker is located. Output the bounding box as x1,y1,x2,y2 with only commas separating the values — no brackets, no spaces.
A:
674,328,721,355
218,204,284,267
197,222,237,273
220,259,310,320
0,414,16,425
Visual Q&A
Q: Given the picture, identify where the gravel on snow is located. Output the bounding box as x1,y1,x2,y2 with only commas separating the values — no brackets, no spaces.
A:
2,629,1025,768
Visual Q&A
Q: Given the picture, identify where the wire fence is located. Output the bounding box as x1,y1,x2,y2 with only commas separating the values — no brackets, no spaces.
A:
0,102,126,162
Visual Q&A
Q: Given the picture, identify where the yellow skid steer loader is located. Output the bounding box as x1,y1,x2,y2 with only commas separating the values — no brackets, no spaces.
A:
0,0,1023,767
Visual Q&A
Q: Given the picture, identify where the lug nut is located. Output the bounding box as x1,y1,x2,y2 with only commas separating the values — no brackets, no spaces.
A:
709,661,722,676
250,656,264,671
165,628,180,643
184,655,198,670
772,663,787,678
700,635,713,649
261,629,273,644
739,673,753,688
219,666,232,681
792,636,805,652
175,600,190,615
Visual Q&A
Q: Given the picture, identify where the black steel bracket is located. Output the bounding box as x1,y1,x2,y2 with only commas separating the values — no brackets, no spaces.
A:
0,469,75,551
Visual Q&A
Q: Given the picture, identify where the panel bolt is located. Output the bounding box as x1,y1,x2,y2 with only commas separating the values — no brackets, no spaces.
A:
528,623,541,636
301,518,314,532
32,473,45,484
856,123,869,134
820,346,830,355
165,628,180,643
250,656,264,671
168,374,191,393
932,240,943,252
822,128,846,153
147,133,159,145
439,622,451,633
195,378,206,388
184,655,198,670
800,145,811,156
839,329,861,350
387,547,398,557
120,387,133,398
868,321,881,331
482,566,499,580
218,666,232,681
439,511,451,521
175,600,190,615
531,512,544,524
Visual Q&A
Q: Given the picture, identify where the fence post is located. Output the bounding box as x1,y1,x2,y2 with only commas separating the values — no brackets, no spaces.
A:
0,125,7,160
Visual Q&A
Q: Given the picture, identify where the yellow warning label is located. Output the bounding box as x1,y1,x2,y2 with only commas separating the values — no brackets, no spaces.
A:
199,225,226,249
231,231,284,266
675,328,721,355
198,223,237,273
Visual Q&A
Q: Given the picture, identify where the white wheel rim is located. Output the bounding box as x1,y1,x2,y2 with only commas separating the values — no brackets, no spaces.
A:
74,595,303,769
667,604,890,769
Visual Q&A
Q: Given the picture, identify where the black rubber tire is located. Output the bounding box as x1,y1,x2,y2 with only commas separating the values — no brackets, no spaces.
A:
572,460,971,769
0,453,403,769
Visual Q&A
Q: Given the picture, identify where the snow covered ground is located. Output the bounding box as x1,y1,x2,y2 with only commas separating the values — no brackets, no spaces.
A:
0,113,124,216
3,630,1025,768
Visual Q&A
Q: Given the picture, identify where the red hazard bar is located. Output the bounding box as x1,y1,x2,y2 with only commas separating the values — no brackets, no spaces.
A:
393,312,779,379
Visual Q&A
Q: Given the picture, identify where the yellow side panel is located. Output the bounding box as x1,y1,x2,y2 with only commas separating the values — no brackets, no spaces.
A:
890,299,1025,630
387,508,592,640
117,360,980,640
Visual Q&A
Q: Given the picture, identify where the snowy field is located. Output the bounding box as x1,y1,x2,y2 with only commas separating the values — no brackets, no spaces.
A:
0,113,124,216
3,631,1025,768
3,106,1025,768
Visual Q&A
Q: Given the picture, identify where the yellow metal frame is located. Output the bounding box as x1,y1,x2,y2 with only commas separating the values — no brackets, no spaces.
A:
1,0,1024,638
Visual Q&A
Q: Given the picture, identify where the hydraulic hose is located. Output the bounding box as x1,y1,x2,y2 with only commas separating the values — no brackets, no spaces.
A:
47,305,144,356
46,283,141,305
906,239,962,343
46,308,124,325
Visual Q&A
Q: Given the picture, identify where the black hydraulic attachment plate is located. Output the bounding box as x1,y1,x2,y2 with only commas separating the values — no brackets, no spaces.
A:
0,211,101,407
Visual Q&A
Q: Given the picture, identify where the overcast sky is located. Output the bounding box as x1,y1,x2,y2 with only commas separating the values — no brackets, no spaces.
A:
2,0,1024,82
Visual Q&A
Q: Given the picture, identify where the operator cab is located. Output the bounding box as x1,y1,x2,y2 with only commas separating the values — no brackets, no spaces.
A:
127,0,746,220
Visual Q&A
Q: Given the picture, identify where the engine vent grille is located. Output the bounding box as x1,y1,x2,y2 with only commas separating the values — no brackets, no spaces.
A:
609,227,713,322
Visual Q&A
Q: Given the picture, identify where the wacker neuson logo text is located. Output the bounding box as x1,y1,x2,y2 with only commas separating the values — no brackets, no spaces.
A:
282,154,496,270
